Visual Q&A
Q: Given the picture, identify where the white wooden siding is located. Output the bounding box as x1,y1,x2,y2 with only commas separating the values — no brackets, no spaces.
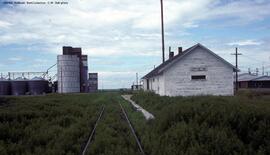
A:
164,47,234,96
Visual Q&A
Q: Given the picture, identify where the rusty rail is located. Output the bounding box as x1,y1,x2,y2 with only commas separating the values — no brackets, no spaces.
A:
81,106,105,155
119,103,145,155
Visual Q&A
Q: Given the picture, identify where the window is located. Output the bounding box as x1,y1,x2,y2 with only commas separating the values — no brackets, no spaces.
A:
191,75,206,80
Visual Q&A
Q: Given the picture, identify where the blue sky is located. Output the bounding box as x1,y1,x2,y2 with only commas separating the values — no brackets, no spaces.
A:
0,0,270,89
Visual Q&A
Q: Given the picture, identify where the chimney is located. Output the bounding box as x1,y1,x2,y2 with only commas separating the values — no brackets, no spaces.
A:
169,52,174,59
168,46,174,59
178,47,182,54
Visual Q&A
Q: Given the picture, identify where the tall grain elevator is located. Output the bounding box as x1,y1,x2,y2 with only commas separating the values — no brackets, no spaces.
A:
57,46,88,93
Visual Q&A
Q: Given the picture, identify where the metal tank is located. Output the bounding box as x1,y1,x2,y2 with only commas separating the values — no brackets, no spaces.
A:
0,77,10,95
11,77,28,96
28,77,49,95
57,55,80,93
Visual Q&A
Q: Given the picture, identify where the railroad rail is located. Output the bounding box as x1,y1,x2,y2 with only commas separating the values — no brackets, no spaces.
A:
119,103,146,155
81,106,105,155
81,104,145,155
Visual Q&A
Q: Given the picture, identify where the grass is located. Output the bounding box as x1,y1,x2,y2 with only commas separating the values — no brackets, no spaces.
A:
86,94,141,155
0,93,144,155
129,91,270,155
0,93,104,155
0,91,269,155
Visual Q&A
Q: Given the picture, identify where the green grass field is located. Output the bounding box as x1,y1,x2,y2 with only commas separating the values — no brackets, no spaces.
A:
0,93,104,155
130,91,270,155
0,92,269,155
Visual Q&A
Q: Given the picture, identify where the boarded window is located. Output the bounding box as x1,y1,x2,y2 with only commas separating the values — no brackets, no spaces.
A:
191,75,206,80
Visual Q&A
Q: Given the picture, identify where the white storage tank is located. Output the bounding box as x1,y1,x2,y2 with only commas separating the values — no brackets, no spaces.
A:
57,55,80,93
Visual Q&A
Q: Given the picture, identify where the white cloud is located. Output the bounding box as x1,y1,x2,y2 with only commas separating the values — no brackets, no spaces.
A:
227,40,263,46
182,22,199,28
8,57,23,61
0,20,12,28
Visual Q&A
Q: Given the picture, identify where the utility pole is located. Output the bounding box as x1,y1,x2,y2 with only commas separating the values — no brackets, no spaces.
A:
136,73,138,86
256,68,259,76
61,67,63,93
262,62,265,76
160,0,165,63
231,47,242,91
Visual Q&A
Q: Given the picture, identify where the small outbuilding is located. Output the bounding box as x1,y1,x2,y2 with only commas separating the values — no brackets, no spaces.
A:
131,84,143,91
142,43,237,96
238,73,270,89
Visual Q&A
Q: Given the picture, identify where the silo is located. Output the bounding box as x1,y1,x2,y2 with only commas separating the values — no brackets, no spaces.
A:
28,77,49,95
57,55,80,93
0,78,10,95
11,77,28,95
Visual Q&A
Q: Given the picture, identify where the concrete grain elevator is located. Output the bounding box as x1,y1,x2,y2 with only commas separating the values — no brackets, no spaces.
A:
57,46,88,93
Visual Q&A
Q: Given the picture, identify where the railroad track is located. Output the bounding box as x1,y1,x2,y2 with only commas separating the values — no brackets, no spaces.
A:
119,103,146,155
81,103,145,155
81,106,105,155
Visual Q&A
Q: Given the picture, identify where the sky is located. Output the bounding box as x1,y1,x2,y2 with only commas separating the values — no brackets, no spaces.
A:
0,0,270,89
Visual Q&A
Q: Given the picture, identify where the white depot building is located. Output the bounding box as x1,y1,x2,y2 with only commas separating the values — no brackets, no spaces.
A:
142,43,237,96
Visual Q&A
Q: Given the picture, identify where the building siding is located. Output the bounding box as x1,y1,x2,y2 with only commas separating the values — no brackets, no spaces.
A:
163,48,234,96
143,75,165,95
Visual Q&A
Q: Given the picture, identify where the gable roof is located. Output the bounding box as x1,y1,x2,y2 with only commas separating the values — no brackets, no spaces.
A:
142,43,238,79
238,73,258,82
251,76,270,81
238,73,270,82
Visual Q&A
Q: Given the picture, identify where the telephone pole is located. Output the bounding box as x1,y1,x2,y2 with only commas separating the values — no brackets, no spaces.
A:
231,47,242,91
160,0,165,63
136,73,138,86
262,62,265,75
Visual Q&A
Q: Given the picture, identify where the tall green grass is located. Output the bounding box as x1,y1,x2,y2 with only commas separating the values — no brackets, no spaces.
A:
0,93,104,155
130,92,270,155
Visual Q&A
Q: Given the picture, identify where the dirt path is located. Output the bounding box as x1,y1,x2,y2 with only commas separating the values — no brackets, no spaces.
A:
121,95,155,120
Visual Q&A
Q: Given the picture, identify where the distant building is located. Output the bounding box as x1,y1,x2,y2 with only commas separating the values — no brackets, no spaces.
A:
238,73,270,89
142,43,237,96
131,84,143,91
88,73,98,92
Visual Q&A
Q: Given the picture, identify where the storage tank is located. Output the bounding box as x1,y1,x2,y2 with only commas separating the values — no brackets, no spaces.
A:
28,77,49,95
11,77,28,95
0,78,10,95
57,55,80,93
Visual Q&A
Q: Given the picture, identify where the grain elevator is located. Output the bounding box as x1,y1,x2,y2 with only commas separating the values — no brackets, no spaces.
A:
57,46,89,93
